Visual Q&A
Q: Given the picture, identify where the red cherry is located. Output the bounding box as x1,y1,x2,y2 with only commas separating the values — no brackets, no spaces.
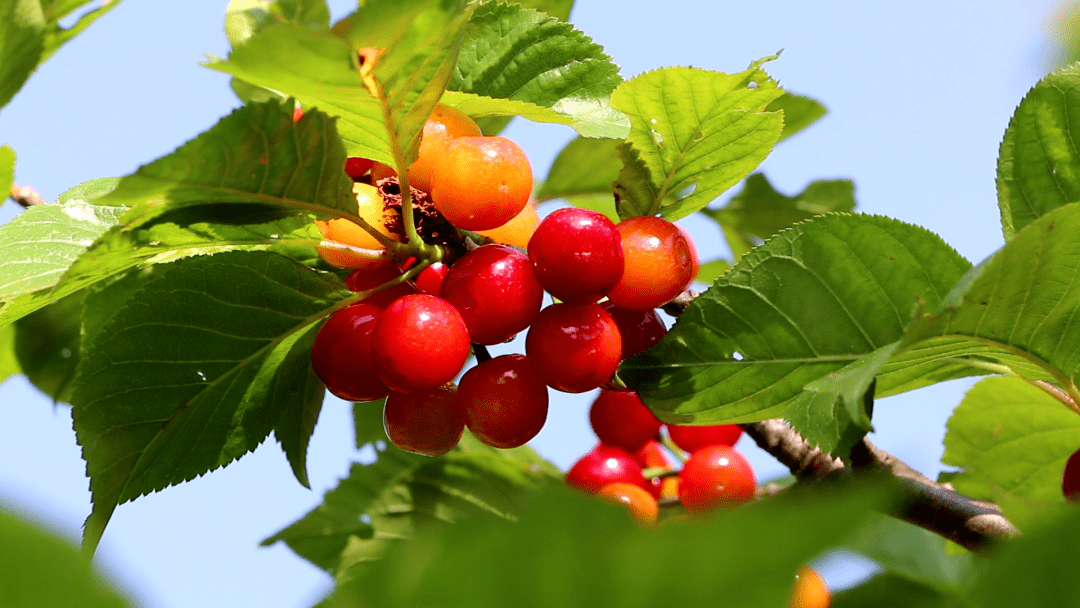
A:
667,424,743,452
310,304,389,402
414,262,449,296
589,390,662,453
525,303,622,393
678,444,756,512
607,216,698,311
566,444,649,494
345,157,374,181
635,439,677,469
459,354,549,448
344,265,419,308
383,384,464,456
441,245,544,345
600,301,667,359
292,105,304,123
1064,447,1080,502
528,207,624,304
372,294,471,392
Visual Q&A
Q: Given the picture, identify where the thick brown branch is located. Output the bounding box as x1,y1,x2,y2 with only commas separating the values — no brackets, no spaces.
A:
9,184,48,208
742,419,1019,553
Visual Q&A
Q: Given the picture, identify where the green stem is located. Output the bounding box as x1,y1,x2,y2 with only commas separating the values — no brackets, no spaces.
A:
659,434,689,464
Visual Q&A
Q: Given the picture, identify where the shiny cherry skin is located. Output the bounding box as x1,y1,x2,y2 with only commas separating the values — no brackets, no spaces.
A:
789,565,831,608
315,183,401,270
430,136,532,230
607,216,698,311
678,444,756,512
344,157,374,180
372,294,471,392
667,423,744,452
600,301,667,359
598,482,659,526
1064,447,1080,502
459,354,549,448
566,444,649,494
371,103,482,192
589,390,662,453
344,265,418,308
383,383,464,456
310,304,390,402
441,245,544,345
476,200,540,249
528,208,624,304
525,303,622,393
414,262,449,296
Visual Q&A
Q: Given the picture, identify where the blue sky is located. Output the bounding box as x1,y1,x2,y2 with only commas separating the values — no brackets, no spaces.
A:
0,0,1069,606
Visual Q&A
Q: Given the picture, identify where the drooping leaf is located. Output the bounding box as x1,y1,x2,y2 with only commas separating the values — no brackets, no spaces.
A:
611,60,784,220
447,2,628,139
71,251,350,553
263,431,558,576
318,481,887,608
96,102,355,230
535,136,620,207
769,92,827,142
0,144,14,202
705,173,856,262
14,290,83,402
0,507,134,608
941,376,1080,508
440,90,577,131
620,214,971,426
997,63,1080,240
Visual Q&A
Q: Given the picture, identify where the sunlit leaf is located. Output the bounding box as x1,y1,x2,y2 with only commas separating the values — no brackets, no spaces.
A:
769,92,827,142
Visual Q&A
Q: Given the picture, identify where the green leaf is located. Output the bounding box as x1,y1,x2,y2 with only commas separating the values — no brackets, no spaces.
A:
0,201,126,300
71,251,350,553
14,290,82,402
620,214,971,425
695,259,730,285
941,376,1080,508
447,2,627,139
705,173,857,262
832,573,962,608
610,60,784,220
769,92,827,142
263,431,558,576
515,0,573,21
96,102,355,229
439,90,576,131
318,481,887,608
536,136,620,205
0,323,19,386
844,515,976,594
0,144,14,202
997,63,1080,240
0,507,134,608
0,0,119,112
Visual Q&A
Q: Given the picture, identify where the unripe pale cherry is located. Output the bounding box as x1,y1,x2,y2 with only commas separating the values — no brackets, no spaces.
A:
459,354,549,448
476,200,540,249
607,216,698,311
310,304,389,402
372,294,471,392
371,103,482,192
383,383,464,456
525,303,622,393
597,482,659,525
528,207,624,304
430,136,532,230
440,245,544,345
315,183,401,270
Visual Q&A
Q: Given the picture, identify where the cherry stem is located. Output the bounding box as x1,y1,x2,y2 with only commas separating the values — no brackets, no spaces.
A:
659,434,689,464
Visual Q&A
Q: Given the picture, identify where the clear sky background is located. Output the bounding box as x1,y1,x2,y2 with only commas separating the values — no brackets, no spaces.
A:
0,0,1071,606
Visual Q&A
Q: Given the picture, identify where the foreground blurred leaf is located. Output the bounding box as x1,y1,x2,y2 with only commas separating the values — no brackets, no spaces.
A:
14,290,82,402
0,507,133,608
997,63,1080,240
844,515,975,594
832,573,962,608
72,251,348,553
612,60,784,220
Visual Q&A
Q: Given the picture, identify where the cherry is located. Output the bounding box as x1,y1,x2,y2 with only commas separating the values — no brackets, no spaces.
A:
383,383,464,457
527,207,624,304
292,105,304,123
1064,447,1080,502
636,439,678,501
607,216,698,311
789,565,831,608
589,389,662,453
600,301,667,359
667,423,744,453
678,444,756,512
458,354,549,448
525,302,622,393
316,183,401,269
310,304,389,402
476,199,540,249
344,265,418,308
597,482,659,525
371,103,482,192
440,245,544,345
372,294,471,392
430,136,532,231
566,444,649,494
414,262,449,296
344,157,374,181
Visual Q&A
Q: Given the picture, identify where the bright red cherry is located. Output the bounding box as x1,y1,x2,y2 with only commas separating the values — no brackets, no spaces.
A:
459,354,549,448
345,157,374,180
607,216,698,311
372,294,471,392
600,301,667,359
525,303,622,393
441,245,544,345
383,383,464,456
566,444,649,494
344,265,419,308
667,424,744,452
1064,447,1080,502
678,444,756,512
636,439,678,500
414,262,449,296
589,390,662,453
310,304,389,402
528,208,624,304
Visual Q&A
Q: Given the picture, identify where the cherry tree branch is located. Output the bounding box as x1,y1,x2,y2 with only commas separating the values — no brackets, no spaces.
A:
9,184,49,207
